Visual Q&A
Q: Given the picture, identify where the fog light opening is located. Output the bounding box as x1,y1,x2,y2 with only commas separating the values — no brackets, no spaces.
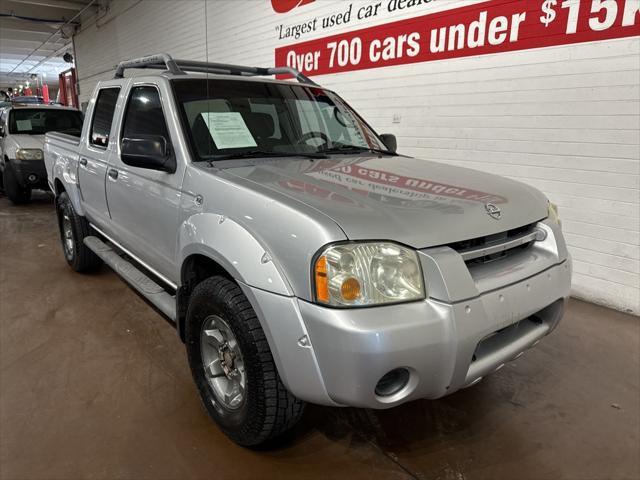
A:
28,174,38,183
534,227,548,242
375,368,410,397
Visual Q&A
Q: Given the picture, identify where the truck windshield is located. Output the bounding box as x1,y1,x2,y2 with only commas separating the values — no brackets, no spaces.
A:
172,78,389,161
9,108,83,136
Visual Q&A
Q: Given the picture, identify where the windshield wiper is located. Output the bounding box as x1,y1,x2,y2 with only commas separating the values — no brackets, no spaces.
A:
208,149,327,162
321,144,396,156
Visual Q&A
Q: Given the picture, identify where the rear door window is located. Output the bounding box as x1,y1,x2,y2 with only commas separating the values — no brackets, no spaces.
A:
90,88,120,147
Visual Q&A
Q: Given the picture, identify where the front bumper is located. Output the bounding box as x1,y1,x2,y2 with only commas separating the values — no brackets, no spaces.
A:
297,259,570,408
242,220,572,409
12,159,49,189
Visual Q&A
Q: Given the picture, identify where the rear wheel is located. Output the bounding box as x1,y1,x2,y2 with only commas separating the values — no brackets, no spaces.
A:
185,276,305,446
3,165,31,204
56,192,102,272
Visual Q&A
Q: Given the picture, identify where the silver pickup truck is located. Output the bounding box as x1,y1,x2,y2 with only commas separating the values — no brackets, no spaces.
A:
45,54,571,447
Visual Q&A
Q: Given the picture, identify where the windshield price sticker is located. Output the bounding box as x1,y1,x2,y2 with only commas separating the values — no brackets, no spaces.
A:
200,112,258,150
276,0,640,78
16,120,32,131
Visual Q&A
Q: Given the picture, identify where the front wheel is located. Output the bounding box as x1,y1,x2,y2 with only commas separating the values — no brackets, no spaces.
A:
3,165,31,204
185,276,305,446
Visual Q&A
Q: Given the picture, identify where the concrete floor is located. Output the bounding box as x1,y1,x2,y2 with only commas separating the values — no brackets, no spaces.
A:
0,192,638,480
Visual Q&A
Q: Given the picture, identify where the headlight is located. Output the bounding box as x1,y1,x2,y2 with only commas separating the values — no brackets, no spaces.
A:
548,202,561,225
15,148,43,161
314,242,425,307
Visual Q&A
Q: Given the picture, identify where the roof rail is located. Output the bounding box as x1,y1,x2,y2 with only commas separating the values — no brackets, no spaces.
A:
113,53,319,86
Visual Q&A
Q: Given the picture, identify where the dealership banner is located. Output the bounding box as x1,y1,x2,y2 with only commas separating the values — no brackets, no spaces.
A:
275,0,640,77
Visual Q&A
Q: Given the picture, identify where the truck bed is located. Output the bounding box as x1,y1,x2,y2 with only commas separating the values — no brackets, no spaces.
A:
46,131,81,147
44,131,81,192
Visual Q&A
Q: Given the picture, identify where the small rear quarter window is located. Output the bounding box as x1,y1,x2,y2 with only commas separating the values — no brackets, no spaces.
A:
90,88,120,147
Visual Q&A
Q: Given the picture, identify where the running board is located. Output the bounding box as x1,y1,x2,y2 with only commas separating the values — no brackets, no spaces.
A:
84,236,176,321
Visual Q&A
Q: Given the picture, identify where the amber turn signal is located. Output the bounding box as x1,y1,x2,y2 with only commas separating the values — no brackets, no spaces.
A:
315,256,329,303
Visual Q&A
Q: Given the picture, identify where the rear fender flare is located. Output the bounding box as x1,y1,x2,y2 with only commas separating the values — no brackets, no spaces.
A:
51,154,85,216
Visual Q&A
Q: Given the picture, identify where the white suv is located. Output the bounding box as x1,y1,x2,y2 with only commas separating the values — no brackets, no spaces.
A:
0,104,83,204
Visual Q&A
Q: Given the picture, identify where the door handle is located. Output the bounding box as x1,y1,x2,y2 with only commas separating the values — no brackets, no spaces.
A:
79,158,87,167
108,168,118,180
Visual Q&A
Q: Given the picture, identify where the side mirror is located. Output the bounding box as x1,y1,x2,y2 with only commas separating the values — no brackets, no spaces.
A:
121,136,176,173
380,133,397,154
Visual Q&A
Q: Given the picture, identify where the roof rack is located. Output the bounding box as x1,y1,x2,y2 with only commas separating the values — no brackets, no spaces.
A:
113,53,319,86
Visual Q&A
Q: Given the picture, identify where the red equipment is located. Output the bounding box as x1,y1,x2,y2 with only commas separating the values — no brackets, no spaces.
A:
58,68,78,108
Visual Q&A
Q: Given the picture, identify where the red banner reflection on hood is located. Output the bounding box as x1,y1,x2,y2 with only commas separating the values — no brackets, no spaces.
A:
331,164,508,204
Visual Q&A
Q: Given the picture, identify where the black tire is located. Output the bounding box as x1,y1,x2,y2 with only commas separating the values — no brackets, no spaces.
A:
185,276,305,446
3,164,31,204
56,192,102,272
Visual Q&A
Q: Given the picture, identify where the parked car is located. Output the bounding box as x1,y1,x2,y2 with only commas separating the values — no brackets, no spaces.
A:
1,104,83,204
45,54,572,446
11,95,45,105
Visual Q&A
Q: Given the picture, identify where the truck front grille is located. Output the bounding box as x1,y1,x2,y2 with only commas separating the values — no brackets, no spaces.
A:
449,223,540,266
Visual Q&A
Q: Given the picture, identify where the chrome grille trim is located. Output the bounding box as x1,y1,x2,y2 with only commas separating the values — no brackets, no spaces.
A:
458,229,539,262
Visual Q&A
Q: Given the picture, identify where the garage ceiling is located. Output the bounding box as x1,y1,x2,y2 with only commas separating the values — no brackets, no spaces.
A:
0,0,97,81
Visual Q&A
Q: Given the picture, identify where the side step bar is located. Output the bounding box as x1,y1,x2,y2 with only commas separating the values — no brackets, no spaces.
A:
84,236,176,321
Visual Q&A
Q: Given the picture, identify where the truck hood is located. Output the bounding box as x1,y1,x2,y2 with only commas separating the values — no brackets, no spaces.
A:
218,155,548,248
8,134,45,149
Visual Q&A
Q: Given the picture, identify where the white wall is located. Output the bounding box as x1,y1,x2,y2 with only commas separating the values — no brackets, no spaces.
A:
74,0,640,315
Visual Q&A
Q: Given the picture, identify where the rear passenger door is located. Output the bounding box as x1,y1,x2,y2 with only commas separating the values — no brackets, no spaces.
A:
105,82,185,281
78,87,120,226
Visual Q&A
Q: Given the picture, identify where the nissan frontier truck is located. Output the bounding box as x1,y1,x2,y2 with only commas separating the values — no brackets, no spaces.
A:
45,54,571,446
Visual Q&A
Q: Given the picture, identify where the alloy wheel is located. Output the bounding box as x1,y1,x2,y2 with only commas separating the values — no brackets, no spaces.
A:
200,314,246,410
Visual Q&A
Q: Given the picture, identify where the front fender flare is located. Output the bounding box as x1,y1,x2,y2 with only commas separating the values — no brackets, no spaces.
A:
178,213,293,296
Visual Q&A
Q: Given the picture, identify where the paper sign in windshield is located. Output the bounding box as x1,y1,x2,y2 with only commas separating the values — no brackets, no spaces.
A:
16,120,32,131
200,112,257,150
